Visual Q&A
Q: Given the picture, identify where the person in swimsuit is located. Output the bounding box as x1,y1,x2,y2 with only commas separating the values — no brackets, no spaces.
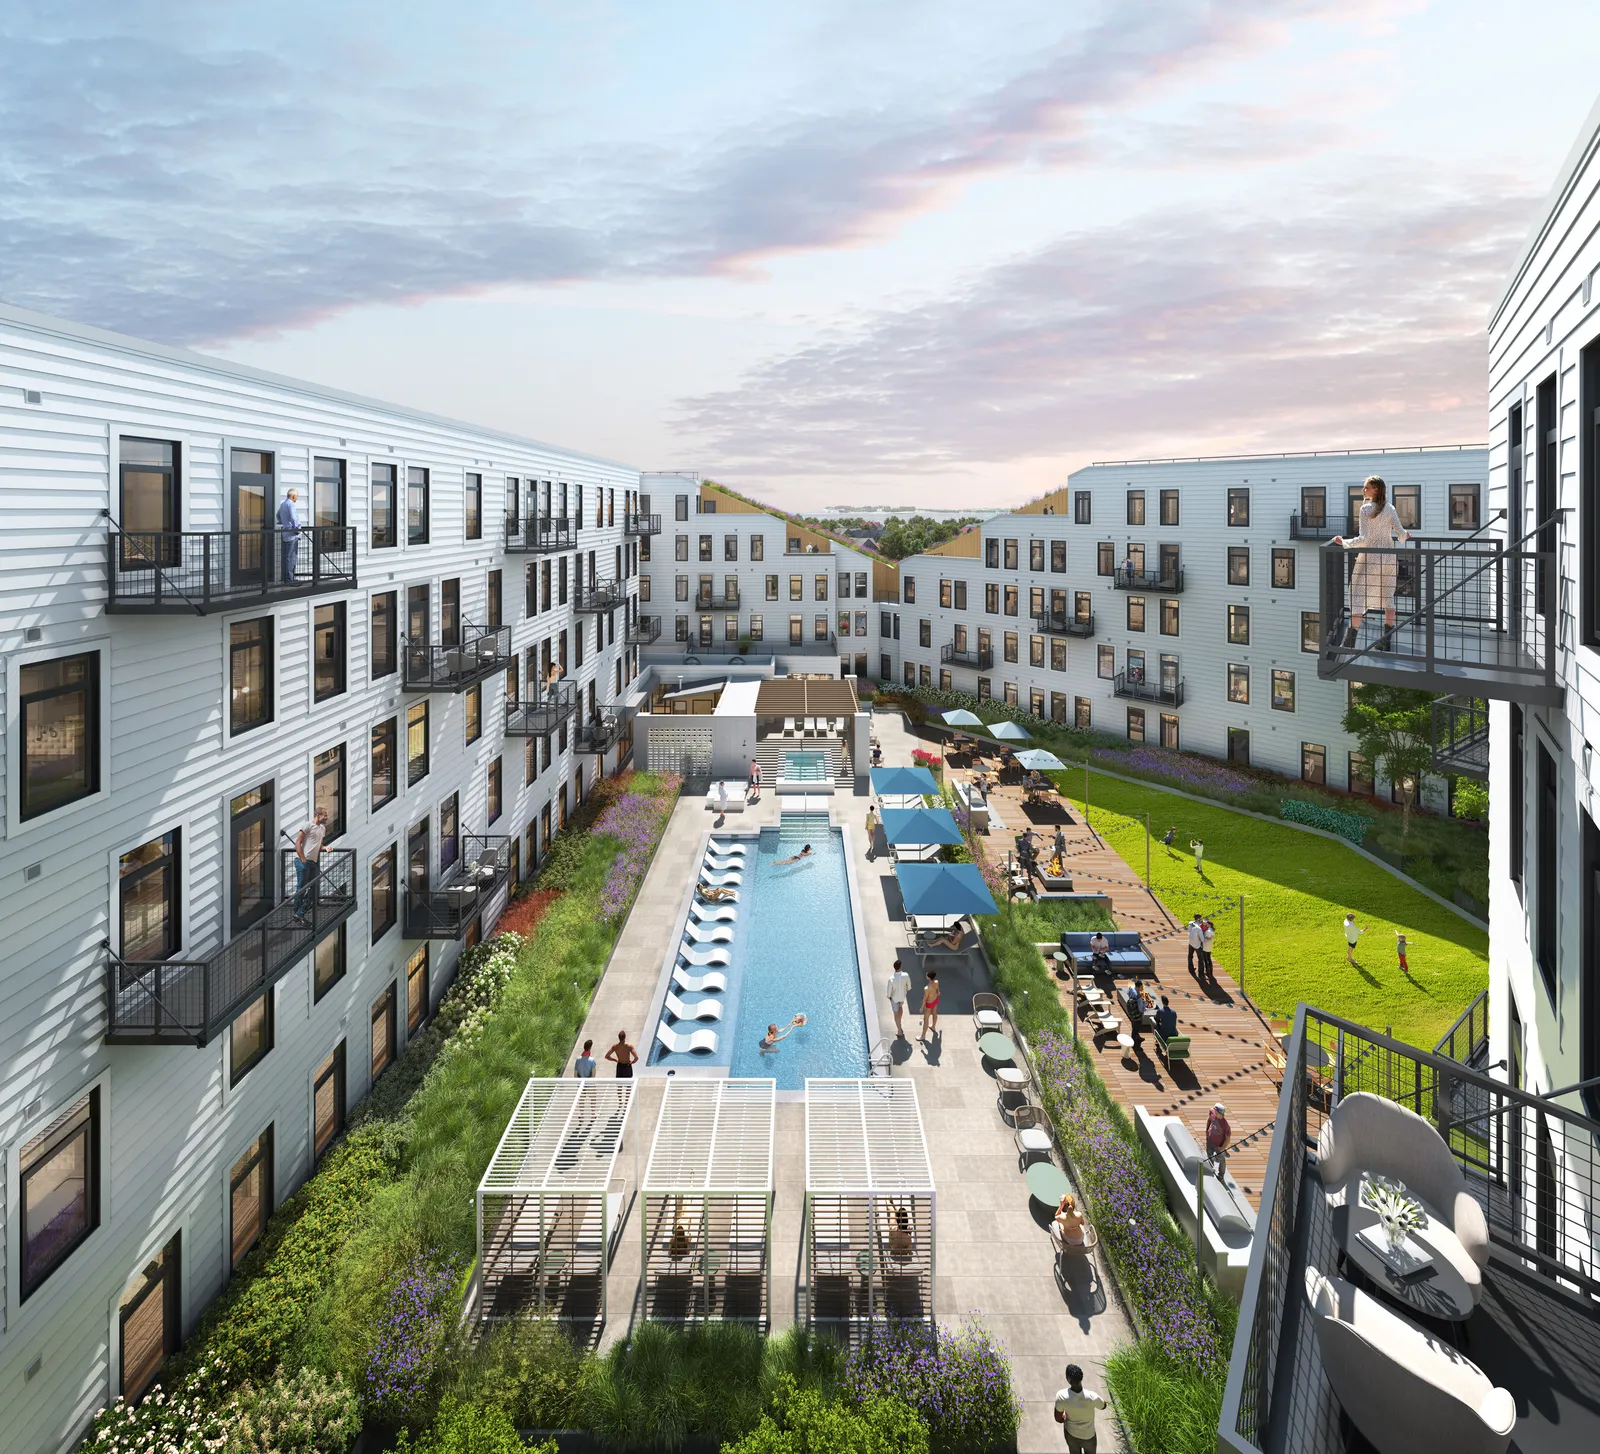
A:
1054,1192,1086,1246
605,1030,638,1078
760,1015,806,1051
775,843,813,866
920,969,941,1041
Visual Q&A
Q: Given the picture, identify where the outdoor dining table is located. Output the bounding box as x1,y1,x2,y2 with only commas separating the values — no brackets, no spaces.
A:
978,1031,1017,1064
1025,1160,1072,1208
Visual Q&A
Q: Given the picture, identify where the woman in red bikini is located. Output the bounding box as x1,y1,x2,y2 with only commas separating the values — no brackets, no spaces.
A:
920,969,941,1042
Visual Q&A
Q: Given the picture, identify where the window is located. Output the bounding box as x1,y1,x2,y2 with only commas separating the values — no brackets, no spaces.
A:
1349,751,1374,796
370,592,396,679
1160,599,1179,635
313,603,346,701
487,570,502,631
1126,490,1145,525
119,1233,181,1403
1227,487,1249,526
407,466,430,544
985,538,999,568
407,702,429,786
674,494,689,521
1050,638,1066,671
1301,742,1326,785
462,471,482,540
789,575,803,601
919,664,932,686
1075,697,1091,729
984,582,999,614
229,782,274,936
1030,540,1045,571
229,617,274,735
1271,549,1295,589
371,719,397,809
675,535,689,562
813,614,828,641
1450,482,1481,531
1030,634,1044,667
20,1090,100,1301
117,830,179,966
698,534,713,562
918,619,931,648
1127,707,1146,743
939,578,952,609
1096,542,1114,576
724,534,738,561
1301,612,1320,653
1227,663,1250,704
1538,744,1557,996
996,584,1012,616
407,945,430,1033
371,463,397,548
1030,687,1045,716
1097,645,1114,679
762,574,778,601
1127,596,1145,631
439,792,460,875
1051,540,1066,572
976,677,991,701
1228,728,1250,765
1271,668,1296,712
1074,492,1091,524
1393,485,1420,531
371,846,396,942
1003,631,1018,663
1227,605,1250,645
230,1129,273,1270
230,989,273,1085
903,576,916,604
19,651,100,820
750,614,764,641
1227,547,1249,585
1003,682,1018,706
371,985,397,1083
488,757,503,823
313,744,345,841
465,684,482,744
751,534,764,561
313,1043,346,1161
440,578,460,648
1159,490,1179,526
1003,539,1018,570
1510,703,1525,891
314,923,346,1001
117,435,180,562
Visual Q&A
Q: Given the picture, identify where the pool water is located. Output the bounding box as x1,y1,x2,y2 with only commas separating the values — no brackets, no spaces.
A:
784,750,829,782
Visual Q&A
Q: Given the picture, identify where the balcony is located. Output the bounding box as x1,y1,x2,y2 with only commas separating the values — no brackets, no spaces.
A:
1315,519,1561,703
873,589,900,603
1112,670,1184,706
576,705,627,754
624,512,661,536
1431,694,1489,780
1288,511,1353,542
779,632,838,656
626,614,662,646
104,523,357,614
504,681,578,737
404,834,512,940
941,641,993,671
1218,1006,1600,1454
575,579,625,613
404,625,514,692
694,586,740,611
1034,610,1095,639
504,514,575,553
104,849,356,1046
1112,563,1185,593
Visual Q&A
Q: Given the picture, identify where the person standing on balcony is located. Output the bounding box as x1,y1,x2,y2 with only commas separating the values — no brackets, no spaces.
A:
1333,475,1410,650
292,806,328,920
277,487,302,581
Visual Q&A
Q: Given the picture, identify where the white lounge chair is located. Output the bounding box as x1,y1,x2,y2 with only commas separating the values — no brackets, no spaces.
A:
656,1023,719,1055
700,870,743,886
690,904,738,924
678,947,731,968
694,888,740,906
803,716,818,736
708,840,750,856
782,717,797,738
683,924,735,945
673,967,727,993
665,990,723,1022
703,857,743,874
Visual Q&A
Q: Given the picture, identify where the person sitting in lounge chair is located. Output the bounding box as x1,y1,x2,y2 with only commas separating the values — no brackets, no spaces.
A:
1054,1192,1087,1247
698,882,736,902
888,1205,914,1259
668,1218,692,1260
926,919,966,951
1088,931,1111,973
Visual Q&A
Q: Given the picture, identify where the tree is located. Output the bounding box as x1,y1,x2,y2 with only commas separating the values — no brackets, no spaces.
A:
1342,684,1436,837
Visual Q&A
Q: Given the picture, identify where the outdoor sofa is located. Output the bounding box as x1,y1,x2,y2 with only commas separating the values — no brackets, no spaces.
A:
1060,930,1153,975
1135,1106,1256,1295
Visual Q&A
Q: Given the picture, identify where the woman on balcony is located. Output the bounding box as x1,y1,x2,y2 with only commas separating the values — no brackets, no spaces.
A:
1333,475,1410,649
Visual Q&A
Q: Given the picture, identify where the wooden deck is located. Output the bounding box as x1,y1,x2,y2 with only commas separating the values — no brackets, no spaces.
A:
969,765,1284,1205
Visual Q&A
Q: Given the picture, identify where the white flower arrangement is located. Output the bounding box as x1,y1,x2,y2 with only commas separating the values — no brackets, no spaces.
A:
1360,1173,1423,1250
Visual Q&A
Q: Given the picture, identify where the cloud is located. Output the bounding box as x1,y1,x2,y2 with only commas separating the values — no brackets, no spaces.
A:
673,168,1535,480
0,0,1339,342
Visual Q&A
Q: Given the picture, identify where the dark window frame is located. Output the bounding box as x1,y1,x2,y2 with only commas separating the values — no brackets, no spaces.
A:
464,472,482,541
19,650,101,820
371,462,397,549
313,602,346,702
1227,487,1250,526
1537,742,1557,997
229,617,275,737
370,984,397,1084
313,1042,346,1162
407,945,430,1034
314,922,347,1002
370,591,397,679
20,1089,101,1302
370,846,397,943
229,990,274,1087
407,701,429,787
314,743,346,841
229,1127,274,1271
1271,548,1295,589
407,466,430,546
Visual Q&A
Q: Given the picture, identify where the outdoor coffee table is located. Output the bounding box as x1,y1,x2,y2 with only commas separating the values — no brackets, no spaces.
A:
978,1031,1017,1064
1339,1178,1474,1323
1116,1033,1136,1059
1025,1160,1073,1208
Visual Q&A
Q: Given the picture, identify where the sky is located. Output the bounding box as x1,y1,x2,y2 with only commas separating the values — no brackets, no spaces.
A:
3,2,1598,512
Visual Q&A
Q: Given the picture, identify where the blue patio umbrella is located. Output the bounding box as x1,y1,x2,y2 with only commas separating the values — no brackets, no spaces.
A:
895,862,1000,917
940,708,984,727
988,720,1031,741
870,766,940,796
1015,748,1067,772
880,806,964,846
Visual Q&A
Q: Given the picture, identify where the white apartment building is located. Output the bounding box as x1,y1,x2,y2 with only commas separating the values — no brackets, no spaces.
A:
0,303,644,1449
892,447,1489,800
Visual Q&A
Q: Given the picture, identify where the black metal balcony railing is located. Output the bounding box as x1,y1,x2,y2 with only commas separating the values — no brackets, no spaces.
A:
403,625,514,692
1112,564,1185,593
780,632,837,655
940,642,993,671
694,587,740,610
504,514,575,553
1287,511,1355,542
104,849,357,1045
1316,516,1561,703
1430,694,1489,779
1112,670,1184,706
104,521,358,614
577,706,626,754
404,834,513,940
1034,611,1094,638
504,680,578,737
575,579,625,613
626,614,662,646
624,512,661,536
1219,1005,1600,1454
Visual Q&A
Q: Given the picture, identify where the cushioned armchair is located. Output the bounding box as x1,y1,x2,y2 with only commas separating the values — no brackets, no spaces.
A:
1304,1268,1515,1454
1316,1091,1490,1300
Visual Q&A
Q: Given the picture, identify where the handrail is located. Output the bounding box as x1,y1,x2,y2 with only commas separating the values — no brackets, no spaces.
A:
1433,987,1490,1065
103,941,208,1044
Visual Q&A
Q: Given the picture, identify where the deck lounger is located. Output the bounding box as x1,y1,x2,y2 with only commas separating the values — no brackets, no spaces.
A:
700,870,744,886
678,947,732,968
689,904,738,924
708,840,750,855
656,1023,719,1055
783,717,797,737
683,924,735,945
703,854,744,871
665,990,724,1023
673,967,728,994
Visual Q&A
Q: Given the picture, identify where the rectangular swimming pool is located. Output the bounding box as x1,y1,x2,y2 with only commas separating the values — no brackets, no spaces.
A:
652,815,869,1090
783,750,829,782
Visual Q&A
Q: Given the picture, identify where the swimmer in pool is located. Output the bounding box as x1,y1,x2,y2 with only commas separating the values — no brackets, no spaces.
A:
759,1014,807,1051
774,844,813,866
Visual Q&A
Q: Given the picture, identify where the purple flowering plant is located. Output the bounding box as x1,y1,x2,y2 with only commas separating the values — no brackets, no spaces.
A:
362,1254,462,1422
592,776,680,922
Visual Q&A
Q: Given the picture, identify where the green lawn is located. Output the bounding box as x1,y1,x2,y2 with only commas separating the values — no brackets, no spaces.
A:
1059,774,1487,1048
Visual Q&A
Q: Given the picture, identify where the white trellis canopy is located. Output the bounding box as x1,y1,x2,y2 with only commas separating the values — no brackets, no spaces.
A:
644,1077,776,1194
805,1077,934,1196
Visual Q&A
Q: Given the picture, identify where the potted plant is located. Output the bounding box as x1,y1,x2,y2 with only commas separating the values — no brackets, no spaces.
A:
738,636,752,653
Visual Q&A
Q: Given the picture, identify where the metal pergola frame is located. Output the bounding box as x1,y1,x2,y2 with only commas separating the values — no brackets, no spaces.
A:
475,1078,635,1326
640,1078,776,1326
804,1077,935,1329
